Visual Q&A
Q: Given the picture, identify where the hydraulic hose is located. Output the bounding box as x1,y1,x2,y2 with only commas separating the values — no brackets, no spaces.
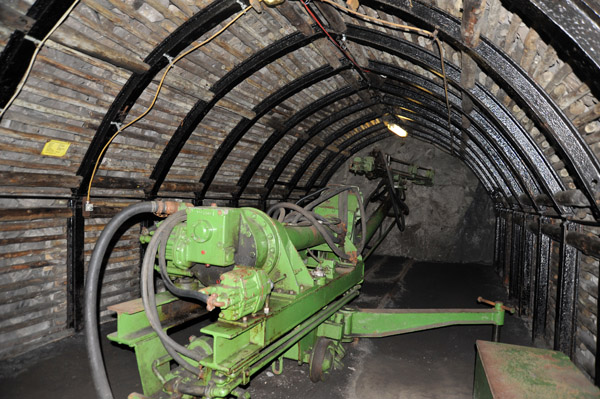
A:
141,211,207,371
85,201,158,399
156,210,209,303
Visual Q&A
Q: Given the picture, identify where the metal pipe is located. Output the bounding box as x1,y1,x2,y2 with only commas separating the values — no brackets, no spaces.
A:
363,199,393,246
284,225,327,250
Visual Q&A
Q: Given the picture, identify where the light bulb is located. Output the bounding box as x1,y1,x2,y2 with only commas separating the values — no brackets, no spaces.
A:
383,120,408,137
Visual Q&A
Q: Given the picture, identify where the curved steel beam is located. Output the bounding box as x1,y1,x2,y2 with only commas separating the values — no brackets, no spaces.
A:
363,0,600,216
285,112,380,192
76,0,242,194
280,64,532,209
503,0,600,98
264,99,378,195
317,128,500,199
346,25,564,204
149,28,324,196
234,85,368,200
261,24,562,211
301,98,520,204
194,63,351,200
371,63,542,207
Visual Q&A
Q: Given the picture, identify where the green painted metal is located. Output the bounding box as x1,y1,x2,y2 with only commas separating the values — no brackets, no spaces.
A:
343,307,505,338
107,291,205,395
114,185,522,398
201,266,272,320
474,340,600,399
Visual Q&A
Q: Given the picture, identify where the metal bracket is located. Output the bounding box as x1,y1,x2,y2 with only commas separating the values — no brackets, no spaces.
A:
163,53,175,65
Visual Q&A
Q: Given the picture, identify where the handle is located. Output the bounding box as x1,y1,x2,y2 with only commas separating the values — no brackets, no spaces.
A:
477,296,515,314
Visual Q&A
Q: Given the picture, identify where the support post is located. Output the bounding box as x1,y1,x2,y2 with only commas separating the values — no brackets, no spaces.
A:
493,210,505,276
509,212,521,298
67,198,85,331
554,221,579,358
532,217,551,340
519,214,534,316
503,211,513,287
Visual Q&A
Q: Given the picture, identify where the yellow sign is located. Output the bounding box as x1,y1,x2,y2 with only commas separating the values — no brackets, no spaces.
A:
41,140,71,157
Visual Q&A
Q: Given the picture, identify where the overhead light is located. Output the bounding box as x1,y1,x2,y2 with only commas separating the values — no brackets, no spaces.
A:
382,114,408,137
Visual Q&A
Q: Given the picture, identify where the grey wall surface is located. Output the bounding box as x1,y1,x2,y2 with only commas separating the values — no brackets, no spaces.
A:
332,136,495,264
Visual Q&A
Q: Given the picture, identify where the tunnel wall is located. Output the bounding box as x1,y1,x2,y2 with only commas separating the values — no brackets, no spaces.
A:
0,0,599,385
332,136,495,263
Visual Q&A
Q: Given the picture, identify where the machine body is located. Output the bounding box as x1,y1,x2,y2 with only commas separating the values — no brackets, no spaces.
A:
90,155,511,399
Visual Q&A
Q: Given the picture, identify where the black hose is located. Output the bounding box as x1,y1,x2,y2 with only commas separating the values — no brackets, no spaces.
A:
156,211,209,303
85,201,157,399
268,202,351,260
141,211,206,368
272,186,368,255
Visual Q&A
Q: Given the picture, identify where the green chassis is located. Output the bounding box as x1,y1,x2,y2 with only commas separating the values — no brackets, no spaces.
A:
108,191,509,398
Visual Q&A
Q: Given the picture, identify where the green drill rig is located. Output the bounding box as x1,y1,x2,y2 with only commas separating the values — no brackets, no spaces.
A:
85,153,512,399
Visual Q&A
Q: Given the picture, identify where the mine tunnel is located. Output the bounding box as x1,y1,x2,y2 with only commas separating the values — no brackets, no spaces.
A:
1,0,600,398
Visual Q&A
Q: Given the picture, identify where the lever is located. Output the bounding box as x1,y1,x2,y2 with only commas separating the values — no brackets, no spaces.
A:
477,296,515,314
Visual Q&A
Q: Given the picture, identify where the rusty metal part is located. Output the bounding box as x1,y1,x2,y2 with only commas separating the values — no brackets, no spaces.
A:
206,293,227,312
477,296,515,314
475,340,600,399
154,201,191,218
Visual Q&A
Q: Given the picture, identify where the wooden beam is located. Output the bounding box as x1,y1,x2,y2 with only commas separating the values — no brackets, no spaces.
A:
314,2,347,33
0,172,81,188
50,24,150,74
461,0,487,48
0,208,71,221
0,3,35,32
277,2,315,36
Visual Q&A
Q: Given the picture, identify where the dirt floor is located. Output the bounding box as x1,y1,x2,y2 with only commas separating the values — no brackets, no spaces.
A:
0,256,532,398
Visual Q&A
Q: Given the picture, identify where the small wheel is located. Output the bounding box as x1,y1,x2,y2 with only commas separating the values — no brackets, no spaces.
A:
309,337,336,383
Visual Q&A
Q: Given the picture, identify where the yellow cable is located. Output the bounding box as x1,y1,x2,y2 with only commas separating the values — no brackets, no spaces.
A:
86,5,253,204
318,0,453,132
0,0,80,120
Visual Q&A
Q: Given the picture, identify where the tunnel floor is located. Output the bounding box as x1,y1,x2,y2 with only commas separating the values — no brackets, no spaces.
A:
0,256,531,398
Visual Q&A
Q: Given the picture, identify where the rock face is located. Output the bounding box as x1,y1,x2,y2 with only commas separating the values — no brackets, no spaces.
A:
332,136,494,264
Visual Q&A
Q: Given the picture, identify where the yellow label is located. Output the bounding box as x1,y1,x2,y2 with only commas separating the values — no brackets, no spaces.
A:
41,140,71,157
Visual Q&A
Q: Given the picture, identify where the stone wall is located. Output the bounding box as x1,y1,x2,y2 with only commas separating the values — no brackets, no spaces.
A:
331,136,495,264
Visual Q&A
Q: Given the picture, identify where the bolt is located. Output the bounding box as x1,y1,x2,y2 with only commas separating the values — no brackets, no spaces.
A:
289,290,295,295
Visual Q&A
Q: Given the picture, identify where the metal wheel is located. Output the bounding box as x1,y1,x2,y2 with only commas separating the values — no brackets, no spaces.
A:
309,337,336,383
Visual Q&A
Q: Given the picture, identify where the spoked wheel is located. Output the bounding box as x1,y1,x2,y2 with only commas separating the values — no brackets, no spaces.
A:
309,337,337,383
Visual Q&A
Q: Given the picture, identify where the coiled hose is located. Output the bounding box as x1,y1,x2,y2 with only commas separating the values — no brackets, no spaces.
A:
85,203,209,399
268,186,367,258
140,210,208,375
85,202,157,399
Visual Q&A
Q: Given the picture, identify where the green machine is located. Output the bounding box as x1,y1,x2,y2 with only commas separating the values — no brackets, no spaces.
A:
85,153,512,399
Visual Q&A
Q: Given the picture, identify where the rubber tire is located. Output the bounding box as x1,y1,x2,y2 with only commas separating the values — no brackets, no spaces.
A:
309,337,335,383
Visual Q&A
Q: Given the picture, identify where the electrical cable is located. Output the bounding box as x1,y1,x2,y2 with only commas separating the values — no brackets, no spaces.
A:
0,0,81,121
86,5,253,205
316,0,453,134
295,187,328,206
301,1,370,75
